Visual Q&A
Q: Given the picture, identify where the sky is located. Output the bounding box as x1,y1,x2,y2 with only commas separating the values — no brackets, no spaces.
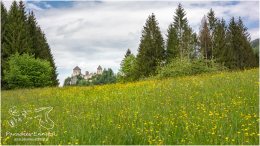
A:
2,0,260,86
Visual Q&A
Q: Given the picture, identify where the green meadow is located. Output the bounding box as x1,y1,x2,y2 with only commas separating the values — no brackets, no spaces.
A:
1,69,259,145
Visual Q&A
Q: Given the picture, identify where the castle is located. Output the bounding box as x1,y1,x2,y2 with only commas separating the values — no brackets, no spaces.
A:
70,65,103,85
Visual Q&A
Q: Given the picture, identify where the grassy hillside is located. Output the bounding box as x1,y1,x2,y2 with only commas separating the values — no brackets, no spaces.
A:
1,69,259,145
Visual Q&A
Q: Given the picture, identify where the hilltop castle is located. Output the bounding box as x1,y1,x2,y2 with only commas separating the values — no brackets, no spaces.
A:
71,65,103,85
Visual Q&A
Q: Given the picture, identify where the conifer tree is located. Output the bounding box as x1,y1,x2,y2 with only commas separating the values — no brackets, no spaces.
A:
37,29,59,85
166,24,178,62
119,49,136,82
183,25,196,59
213,18,227,64
27,12,59,86
135,13,165,77
225,17,238,69
1,1,59,87
1,2,8,89
207,9,217,59
125,48,131,58
190,31,199,59
27,11,38,56
173,3,187,59
199,16,211,60
121,49,132,67
167,3,195,60
5,1,29,54
225,17,256,69
237,17,258,67
1,2,7,49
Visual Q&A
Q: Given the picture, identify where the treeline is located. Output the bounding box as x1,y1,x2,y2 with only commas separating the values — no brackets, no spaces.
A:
1,1,59,89
118,4,258,82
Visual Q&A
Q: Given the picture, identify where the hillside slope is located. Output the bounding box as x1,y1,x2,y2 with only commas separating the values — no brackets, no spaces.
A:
1,69,259,145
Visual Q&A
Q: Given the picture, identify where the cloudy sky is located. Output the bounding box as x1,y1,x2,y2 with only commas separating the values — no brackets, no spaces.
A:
3,0,259,86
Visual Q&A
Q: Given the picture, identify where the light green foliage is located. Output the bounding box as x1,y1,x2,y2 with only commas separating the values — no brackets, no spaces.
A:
156,57,226,78
1,69,258,144
118,54,137,82
4,53,53,89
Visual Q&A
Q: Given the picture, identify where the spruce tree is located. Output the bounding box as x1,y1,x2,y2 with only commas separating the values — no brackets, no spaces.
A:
166,24,178,62
121,49,132,67
225,17,257,69
1,1,59,87
37,29,59,85
173,3,187,59
1,2,7,49
1,2,8,89
225,17,239,69
199,16,211,60
183,25,196,59
237,17,258,67
190,31,199,59
119,49,136,82
207,9,217,59
135,13,165,77
167,3,195,60
27,12,59,86
214,18,227,64
125,48,131,58
27,11,38,56
5,1,29,54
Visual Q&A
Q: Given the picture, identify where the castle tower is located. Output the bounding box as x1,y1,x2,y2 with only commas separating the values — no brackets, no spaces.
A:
97,65,102,75
72,66,81,76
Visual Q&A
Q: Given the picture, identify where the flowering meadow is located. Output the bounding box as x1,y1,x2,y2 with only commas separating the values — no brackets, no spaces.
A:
1,69,259,145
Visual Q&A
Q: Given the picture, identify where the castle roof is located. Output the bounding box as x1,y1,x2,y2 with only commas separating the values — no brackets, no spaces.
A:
97,65,102,70
73,66,81,70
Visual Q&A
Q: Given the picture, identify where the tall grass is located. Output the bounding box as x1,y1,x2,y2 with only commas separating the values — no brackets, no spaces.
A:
1,69,259,145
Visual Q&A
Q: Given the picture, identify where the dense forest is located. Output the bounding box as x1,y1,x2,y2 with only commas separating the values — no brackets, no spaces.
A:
118,4,258,82
1,1,59,89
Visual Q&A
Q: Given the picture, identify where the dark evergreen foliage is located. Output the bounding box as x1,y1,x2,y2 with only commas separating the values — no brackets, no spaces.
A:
207,8,217,59
1,2,8,89
1,1,59,89
166,24,178,62
135,13,165,78
225,17,257,69
125,48,132,58
213,18,227,64
166,3,196,60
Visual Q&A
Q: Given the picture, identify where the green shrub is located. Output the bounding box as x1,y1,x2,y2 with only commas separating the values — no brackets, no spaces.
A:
156,57,226,79
118,54,137,82
4,53,53,89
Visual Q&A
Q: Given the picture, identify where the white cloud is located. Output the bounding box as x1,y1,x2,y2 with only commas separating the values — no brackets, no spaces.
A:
2,0,14,11
248,27,260,41
2,1,259,86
